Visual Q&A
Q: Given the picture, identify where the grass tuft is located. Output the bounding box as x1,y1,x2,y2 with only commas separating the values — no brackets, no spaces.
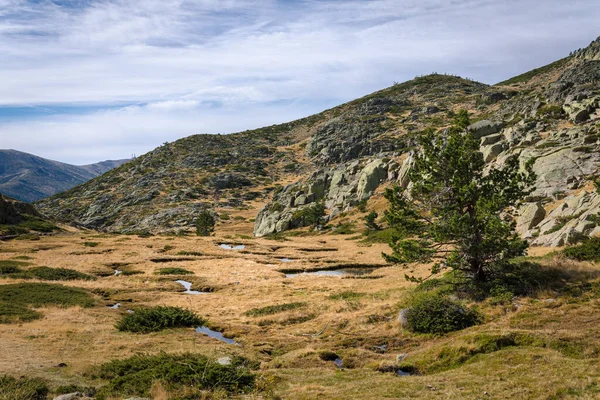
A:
244,302,307,317
153,267,193,275
0,375,48,400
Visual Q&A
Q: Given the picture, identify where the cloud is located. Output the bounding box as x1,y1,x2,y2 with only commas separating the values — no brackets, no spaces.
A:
1,0,600,163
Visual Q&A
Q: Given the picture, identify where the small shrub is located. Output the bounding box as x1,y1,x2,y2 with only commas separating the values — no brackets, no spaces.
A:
563,238,600,262
244,302,307,317
329,291,365,300
364,211,380,231
196,210,215,236
0,375,48,400
116,306,205,333
405,292,481,334
96,353,256,399
82,241,100,247
154,267,193,275
176,250,203,256
219,213,230,221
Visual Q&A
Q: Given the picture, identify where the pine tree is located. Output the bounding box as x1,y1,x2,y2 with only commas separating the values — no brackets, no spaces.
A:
383,110,536,284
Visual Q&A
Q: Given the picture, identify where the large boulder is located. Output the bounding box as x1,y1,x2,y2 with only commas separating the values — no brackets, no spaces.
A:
516,202,546,235
467,120,504,139
356,159,388,200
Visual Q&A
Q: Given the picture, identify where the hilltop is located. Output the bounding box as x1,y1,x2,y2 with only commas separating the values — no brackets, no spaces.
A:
36,37,600,249
0,149,129,203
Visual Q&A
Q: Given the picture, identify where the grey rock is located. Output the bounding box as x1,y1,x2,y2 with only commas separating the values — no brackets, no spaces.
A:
516,203,546,235
356,159,388,200
467,120,504,138
480,133,502,146
53,394,83,400
481,142,506,162
398,308,410,328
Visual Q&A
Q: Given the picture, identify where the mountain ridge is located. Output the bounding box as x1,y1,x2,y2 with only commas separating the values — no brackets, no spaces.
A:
36,36,600,247
0,149,130,203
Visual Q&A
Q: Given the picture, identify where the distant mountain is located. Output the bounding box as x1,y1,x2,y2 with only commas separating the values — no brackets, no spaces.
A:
0,149,130,202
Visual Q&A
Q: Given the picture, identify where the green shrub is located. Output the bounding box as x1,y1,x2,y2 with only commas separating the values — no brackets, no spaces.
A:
0,375,48,400
176,250,203,256
405,292,481,334
27,267,96,281
116,306,205,333
244,302,307,317
96,353,256,399
0,303,42,324
564,238,600,262
196,210,215,236
82,241,99,247
328,291,365,300
364,211,380,231
19,218,59,233
153,267,193,275
0,283,94,308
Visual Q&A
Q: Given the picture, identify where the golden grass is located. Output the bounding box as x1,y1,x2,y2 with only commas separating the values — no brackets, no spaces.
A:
0,223,599,398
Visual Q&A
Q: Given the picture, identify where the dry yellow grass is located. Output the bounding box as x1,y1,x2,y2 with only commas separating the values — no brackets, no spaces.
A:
1,222,599,399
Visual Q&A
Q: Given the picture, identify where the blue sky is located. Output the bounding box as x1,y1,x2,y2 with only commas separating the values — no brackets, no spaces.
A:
1,0,599,164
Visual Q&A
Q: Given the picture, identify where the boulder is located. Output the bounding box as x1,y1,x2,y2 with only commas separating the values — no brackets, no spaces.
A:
516,202,546,235
467,120,504,138
481,142,506,162
356,159,388,200
480,133,502,146
53,394,83,400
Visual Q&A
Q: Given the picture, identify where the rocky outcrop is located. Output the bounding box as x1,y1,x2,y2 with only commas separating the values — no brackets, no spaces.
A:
468,120,504,138
254,157,399,237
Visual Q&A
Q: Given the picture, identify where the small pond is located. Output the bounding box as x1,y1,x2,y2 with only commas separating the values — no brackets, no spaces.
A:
196,326,239,345
219,243,246,250
175,280,207,295
107,303,121,309
284,268,376,278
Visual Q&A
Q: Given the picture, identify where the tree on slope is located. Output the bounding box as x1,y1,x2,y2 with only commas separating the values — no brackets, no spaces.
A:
383,110,536,284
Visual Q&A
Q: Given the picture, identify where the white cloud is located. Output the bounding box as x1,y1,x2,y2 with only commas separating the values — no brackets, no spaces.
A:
1,0,600,163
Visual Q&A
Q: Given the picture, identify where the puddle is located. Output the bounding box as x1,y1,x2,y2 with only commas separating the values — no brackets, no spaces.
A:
333,358,343,369
285,268,375,278
396,370,412,376
280,258,295,263
114,270,122,276
219,244,245,250
175,280,207,295
195,326,239,345
107,303,121,309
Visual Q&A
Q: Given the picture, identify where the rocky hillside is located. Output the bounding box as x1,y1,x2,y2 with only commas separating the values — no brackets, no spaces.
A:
38,36,600,247
0,192,58,238
0,150,129,202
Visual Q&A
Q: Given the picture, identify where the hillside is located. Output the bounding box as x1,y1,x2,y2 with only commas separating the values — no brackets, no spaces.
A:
0,149,129,202
0,192,59,238
37,37,600,248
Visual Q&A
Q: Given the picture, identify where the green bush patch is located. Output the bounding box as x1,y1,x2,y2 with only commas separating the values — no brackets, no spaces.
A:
563,238,600,262
328,291,365,300
244,302,307,317
0,266,95,281
0,283,94,308
0,375,48,400
116,306,205,333
0,303,43,324
96,353,257,399
153,267,194,275
405,292,481,334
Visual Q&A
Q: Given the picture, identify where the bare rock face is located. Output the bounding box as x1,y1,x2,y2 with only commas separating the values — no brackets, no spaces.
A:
516,203,546,236
468,120,504,138
254,157,399,237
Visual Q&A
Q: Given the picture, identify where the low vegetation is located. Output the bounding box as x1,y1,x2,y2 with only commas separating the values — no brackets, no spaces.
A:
563,237,600,262
404,291,482,334
0,283,94,308
244,302,307,317
153,267,194,275
0,375,48,400
96,353,257,399
116,306,205,333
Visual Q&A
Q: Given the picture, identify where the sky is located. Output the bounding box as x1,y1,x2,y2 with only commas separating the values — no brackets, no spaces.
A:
1,0,599,165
